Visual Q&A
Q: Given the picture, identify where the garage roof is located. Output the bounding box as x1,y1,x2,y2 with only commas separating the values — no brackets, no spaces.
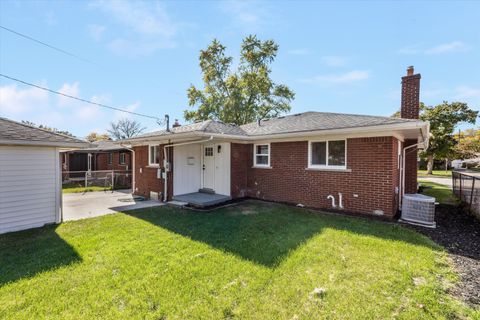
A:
0,117,90,148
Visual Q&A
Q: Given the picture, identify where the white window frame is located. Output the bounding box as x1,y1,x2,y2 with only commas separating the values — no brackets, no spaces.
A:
119,152,126,165
308,139,347,169
107,152,113,165
253,143,271,168
148,144,160,167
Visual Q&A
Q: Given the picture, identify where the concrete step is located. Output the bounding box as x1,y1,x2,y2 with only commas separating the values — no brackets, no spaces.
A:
198,188,215,194
167,200,189,208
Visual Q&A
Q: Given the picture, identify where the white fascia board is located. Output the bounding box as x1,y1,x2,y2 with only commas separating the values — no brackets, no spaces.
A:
0,139,91,148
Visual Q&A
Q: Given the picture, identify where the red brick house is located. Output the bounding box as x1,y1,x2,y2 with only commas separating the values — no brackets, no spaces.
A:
62,140,132,172
122,67,428,218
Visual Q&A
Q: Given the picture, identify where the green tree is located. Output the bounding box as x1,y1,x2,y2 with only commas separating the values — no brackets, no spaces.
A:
420,102,478,174
184,35,295,125
21,120,74,137
85,132,112,143
453,128,480,160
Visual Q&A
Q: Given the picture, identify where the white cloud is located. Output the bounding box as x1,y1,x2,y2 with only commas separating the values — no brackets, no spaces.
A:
90,0,177,56
399,41,468,55
44,11,57,26
114,101,140,120
321,56,347,67
220,0,273,31
454,86,480,100
425,41,467,55
300,70,370,85
92,0,175,37
58,82,80,107
87,24,106,42
0,83,49,114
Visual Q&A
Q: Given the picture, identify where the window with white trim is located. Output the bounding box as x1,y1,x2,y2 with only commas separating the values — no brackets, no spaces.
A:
107,153,113,165
253,143,270,167
309,140,346,169
149,145,160,166
119,152,126,165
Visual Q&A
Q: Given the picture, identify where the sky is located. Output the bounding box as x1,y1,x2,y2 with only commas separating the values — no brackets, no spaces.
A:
0,0,479,138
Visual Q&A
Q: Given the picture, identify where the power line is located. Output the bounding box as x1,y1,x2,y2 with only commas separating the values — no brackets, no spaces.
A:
0,25,94,64
0,73,163,123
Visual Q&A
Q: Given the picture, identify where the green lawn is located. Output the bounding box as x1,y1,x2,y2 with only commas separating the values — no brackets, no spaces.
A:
0,202,476,319
418,170,452,177
419,180,458,205
62,182,111,194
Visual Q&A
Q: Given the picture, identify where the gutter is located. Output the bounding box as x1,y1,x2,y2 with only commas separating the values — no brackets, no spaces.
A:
162,136,213,202
0,139,91,148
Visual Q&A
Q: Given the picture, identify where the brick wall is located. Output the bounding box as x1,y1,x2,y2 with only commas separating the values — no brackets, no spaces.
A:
232,137,401,217
96,151,132,171
231,143,250,198
133,145,173,200
403,139,418,194
400,68,421,120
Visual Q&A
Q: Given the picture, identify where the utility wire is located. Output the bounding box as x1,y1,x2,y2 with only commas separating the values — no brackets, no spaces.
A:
0,25,95,64
0,73,163,123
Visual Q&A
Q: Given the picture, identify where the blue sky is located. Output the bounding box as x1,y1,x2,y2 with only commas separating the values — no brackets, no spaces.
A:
1,0,479,138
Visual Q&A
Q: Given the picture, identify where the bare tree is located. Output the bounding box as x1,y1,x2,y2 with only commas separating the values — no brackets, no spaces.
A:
108,118,146,140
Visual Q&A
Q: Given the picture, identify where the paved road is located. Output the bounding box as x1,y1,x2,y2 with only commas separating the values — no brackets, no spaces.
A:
418,176,452,188
63,189,164,221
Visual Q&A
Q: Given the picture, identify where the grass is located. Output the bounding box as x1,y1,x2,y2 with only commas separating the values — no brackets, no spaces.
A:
0,201,477,319
419,180,459,205
62,182,111,194
418,170,452,177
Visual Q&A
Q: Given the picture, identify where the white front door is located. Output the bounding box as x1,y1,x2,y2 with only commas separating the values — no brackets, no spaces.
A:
202,145,215,190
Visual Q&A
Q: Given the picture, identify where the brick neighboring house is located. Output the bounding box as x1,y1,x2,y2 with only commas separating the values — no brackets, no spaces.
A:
62,140,132,172
122,67,428,218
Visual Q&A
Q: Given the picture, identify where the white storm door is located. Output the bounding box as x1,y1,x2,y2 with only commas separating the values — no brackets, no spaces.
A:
202,145,215,190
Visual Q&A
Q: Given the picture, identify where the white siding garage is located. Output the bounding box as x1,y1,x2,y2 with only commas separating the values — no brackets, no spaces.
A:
0,117,88,234
0,146,61,234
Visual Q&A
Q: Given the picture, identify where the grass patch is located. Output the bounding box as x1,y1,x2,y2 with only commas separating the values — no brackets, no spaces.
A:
0,202,476,319
419,180,459,205
418,170,452,177
62,182,111,194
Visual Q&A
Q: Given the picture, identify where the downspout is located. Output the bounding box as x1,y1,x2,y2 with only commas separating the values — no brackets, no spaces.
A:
400,134,429,209
120,143,135,193
162,136,213,202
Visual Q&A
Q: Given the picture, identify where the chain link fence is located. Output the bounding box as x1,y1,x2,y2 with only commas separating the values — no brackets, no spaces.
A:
62,170,132,192
452,170,480,219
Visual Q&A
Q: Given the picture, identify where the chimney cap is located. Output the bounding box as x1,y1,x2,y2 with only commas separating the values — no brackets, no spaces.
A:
407,66,414,76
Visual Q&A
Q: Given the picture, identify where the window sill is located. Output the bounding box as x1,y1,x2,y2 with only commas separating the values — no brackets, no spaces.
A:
306,167,351,172
146,165,160,168
252,166,273,169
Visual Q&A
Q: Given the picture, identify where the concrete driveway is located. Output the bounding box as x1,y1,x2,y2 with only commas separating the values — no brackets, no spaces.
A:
63,189,164,221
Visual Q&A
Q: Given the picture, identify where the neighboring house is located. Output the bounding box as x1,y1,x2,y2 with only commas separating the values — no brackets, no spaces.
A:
0,118,88,234
123,67,429,218
62,140,132,172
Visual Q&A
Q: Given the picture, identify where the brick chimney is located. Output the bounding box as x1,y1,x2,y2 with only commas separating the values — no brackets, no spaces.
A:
172,119,181,128
400,66,421,119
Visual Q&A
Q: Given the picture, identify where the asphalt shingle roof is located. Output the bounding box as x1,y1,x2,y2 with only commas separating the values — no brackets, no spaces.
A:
0,117,88,146
240,112,418,136
128,112,422,141
133,119,247,139
79,140,129,152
